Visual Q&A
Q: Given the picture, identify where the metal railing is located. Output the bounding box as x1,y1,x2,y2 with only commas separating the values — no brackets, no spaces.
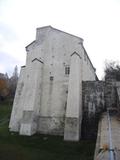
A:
107,109,115,160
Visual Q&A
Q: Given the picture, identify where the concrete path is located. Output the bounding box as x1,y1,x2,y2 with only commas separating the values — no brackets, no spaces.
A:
94,111,120,160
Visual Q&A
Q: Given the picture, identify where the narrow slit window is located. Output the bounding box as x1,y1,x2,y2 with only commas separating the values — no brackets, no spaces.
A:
65,66,70,75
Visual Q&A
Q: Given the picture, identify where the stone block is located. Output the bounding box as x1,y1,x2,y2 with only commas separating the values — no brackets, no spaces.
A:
19,123,37,136
64,117,80,141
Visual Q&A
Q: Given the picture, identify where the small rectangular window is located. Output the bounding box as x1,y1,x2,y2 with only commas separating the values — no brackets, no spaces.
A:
65,66,70,75
50,76,54,81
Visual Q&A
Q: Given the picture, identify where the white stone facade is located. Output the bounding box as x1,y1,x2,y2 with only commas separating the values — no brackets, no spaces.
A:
9,26,96,141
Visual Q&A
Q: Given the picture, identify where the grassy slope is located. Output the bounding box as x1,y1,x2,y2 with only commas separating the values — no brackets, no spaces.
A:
0,101,95,160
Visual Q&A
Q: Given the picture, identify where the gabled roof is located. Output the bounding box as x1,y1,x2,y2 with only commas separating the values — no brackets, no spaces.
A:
26,26,84,49
25,26,98,79
36,25,84,42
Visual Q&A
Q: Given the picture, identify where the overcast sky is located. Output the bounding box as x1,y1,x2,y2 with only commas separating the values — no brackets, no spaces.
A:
0,0,120,79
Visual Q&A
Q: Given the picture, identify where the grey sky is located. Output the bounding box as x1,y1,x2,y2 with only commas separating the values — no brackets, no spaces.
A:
0,0,120,79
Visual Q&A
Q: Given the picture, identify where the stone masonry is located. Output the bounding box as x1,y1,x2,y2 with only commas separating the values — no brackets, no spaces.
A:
9,26,120,142
9,26,97,141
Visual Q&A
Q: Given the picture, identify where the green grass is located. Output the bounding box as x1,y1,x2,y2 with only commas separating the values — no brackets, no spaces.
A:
0,101,95,160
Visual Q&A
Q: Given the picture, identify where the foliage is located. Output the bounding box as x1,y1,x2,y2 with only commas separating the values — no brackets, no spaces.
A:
0,65,18,101
0,77,9,101
104,61,120,81
9,65,18,98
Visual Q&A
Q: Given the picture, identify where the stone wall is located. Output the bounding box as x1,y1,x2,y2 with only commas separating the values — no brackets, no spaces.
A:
82,80,119,139
9,26,97,139
104,80,117,109
82,81,105,139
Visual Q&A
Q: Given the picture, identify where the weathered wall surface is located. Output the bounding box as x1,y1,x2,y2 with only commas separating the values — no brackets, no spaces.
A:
64,53,82,141
19,59,44,135
9,26,97,140
35,27,96,138
82,80,119,139
9,66,26,132
104,80,117,109
82,81,105,139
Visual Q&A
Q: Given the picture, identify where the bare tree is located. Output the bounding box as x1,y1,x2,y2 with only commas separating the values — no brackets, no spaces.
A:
104,61,120,81
9,65,18,98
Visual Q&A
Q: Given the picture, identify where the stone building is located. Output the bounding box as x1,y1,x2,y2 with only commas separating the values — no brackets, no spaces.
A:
9,26,97,141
